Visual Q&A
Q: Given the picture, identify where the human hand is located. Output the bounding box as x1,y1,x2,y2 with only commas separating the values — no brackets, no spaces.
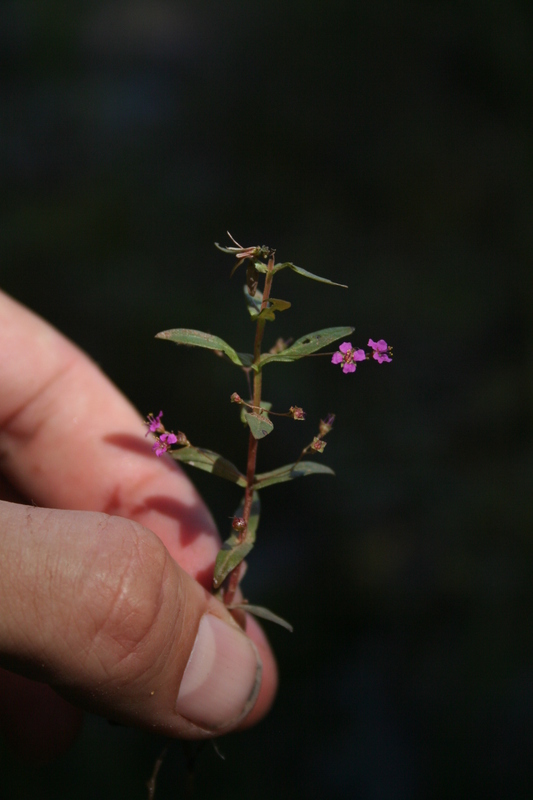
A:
0,290,277,762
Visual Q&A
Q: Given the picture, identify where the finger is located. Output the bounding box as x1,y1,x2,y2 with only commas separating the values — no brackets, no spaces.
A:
0,289,218,583
0,503,263,738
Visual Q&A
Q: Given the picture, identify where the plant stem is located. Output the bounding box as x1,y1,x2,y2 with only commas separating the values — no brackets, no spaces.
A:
244,255,274,518
224,255,275,607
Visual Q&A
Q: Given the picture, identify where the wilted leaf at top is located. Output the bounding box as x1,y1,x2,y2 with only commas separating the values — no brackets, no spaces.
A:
156,328,251,367
272,261,347,288
258,326,354,367
246,261,259,297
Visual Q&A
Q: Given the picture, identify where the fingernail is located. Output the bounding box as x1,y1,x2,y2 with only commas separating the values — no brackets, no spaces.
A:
176,614,262,731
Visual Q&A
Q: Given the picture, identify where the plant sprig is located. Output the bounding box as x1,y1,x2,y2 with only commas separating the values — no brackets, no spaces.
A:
147,235,392,615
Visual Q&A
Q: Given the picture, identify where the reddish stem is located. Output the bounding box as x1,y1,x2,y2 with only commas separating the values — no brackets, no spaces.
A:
223,255,275,606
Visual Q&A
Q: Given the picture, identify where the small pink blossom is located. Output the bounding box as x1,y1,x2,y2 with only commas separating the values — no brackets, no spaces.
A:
153,432,178,457
368,339,392,363
331,342,366,373
145,410,164,436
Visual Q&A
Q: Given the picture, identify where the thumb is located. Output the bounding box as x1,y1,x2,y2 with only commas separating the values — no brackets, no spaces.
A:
0,501,262,738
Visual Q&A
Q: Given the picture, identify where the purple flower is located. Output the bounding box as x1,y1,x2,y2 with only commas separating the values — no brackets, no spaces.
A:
145,410,164,436
331,342,366,373
153,432,178,457
368,339,392,364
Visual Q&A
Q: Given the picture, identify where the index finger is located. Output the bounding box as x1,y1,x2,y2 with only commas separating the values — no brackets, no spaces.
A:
0,289,219,584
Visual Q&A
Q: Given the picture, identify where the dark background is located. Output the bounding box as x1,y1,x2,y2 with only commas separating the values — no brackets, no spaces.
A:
2,1,533,798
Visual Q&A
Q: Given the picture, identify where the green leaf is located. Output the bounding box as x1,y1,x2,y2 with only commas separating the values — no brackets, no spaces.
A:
213,538,254,589
171,446,246,487
258,326,354,367
272,261,347,288
253,460,335,490
228,604,293,633
255,297,291,322
244,409,274,439
156,328,253,368
251,258,269,274
213,493,260,588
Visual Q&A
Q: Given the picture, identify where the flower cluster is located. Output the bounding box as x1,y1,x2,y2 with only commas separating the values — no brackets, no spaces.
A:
145,411,187,457
331,339,392,373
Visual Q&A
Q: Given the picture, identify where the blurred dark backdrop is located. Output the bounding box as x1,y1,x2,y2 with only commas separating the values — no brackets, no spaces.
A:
2,1,533,798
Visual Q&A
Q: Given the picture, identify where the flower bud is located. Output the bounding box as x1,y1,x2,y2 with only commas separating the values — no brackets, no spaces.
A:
311,437,327,453
290,406,306,421
232,516,247,533
231,392,243,404
319,413,335,437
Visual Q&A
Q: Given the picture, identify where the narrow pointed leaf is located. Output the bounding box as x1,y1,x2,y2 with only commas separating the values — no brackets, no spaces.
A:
229,604,293,633
272,261,347,288
171,445,247,487
213,538,254,589
213,493,260,588
258,326,354,367
214,241,242,254
156,328,252,368
253,460,335,490
244,410,274,439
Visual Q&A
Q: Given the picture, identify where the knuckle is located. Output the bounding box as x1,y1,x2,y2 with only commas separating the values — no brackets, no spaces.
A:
81,516,181,688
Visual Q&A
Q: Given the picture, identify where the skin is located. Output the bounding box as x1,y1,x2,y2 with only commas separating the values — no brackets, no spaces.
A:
0,290,277,762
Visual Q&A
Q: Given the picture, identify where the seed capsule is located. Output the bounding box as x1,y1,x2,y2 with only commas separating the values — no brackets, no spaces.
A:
232,516,247,533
